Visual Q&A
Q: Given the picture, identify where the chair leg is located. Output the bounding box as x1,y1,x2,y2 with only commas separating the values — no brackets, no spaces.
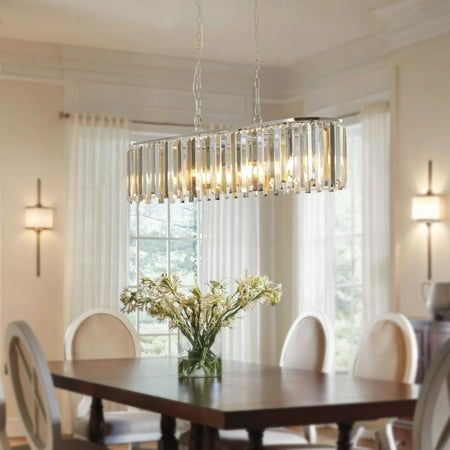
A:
377,424,397,450
303,425,317,444
350,425,364,447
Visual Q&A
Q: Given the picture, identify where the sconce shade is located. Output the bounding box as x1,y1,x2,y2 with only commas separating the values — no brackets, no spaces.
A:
411,195,444,222
25,207,54,230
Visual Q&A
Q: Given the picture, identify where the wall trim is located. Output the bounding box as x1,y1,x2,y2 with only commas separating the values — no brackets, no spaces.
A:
372,0,450,50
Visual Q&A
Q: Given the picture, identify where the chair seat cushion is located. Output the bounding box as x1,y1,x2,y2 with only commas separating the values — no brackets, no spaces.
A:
74,410,161,445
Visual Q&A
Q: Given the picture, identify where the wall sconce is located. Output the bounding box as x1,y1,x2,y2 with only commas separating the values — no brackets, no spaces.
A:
25,179,54,277
411,160,446,280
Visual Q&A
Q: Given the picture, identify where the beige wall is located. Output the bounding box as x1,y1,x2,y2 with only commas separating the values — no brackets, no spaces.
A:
392,33,450,317
0,80,65,432
261,99,304,121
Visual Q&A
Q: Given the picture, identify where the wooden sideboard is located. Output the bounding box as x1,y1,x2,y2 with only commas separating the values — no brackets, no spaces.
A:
393,318,450,448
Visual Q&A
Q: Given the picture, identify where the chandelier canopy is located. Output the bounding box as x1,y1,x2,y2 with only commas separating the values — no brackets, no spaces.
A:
127,0,347,204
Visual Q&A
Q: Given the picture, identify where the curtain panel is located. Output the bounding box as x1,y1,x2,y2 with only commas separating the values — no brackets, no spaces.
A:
362,102,392,323
64,114,130,324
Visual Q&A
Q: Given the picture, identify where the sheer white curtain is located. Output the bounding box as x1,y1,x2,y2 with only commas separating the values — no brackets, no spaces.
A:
270,192,336,354
362,102,391,323
199,197,278,363
199,104,391,363
64,114,131,324
199,191,336,363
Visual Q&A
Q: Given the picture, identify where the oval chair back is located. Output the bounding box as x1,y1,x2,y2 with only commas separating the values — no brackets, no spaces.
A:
64,308,140,361
279,312,334,373
6,321,62,450
413,338,450,450
64,309,141,416
353,313,418,383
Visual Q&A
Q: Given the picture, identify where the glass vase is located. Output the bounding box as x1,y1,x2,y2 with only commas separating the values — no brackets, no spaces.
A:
178,332,222,378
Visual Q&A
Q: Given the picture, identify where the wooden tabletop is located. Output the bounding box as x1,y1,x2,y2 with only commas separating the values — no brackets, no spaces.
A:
49,357,419,430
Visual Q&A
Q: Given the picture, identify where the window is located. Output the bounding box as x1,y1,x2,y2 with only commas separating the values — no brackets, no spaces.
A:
334,121,363,370
128,201,200,356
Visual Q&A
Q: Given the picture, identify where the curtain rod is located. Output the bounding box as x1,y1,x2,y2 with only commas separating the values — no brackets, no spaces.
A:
58,112,194,128
338,111,361,120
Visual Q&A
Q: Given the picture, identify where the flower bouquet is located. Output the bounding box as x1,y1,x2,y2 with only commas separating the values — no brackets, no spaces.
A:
120,273,281,378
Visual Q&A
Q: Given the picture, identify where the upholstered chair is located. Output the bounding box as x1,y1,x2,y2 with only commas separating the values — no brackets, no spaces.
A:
283,313,418,450
350,313,418,450
64,309,162,449
5,321,105,450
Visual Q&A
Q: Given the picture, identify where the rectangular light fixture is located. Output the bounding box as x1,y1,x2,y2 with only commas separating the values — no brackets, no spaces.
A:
127,117,347,203
411,195,445,222
25,179,54,277
25,207,54,230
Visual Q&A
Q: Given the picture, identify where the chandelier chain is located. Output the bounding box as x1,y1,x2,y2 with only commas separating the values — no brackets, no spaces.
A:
253,0,262,123
193,0,204,131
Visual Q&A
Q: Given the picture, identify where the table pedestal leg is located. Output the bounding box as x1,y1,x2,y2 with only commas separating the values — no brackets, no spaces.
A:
247,429,264,450
158,415,178,450
188,423,203,450
202,426,218,450
337,422,354,450
88,397,105,444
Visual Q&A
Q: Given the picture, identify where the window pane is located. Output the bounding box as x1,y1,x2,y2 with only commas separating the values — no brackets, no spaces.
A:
170,240,198,285
139,239,168,278
129,203,138,237
138,312,168,334
170,203,198,238
140,335,169,357
335,287,356,369
129,239,137,285
126,312,137,329
335,237,352,286
334,191,351,236
139,202,168,238
170,334,179,357
353,236,362,285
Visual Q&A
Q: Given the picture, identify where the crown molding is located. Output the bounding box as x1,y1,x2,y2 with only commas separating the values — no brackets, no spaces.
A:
372,0,450,50
1,0,450,108
290,33,388,85
0,38,288,101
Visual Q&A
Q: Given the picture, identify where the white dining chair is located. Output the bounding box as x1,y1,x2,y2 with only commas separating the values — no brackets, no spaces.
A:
64,308,162,449
289,312,417,450
5,321,105,450
180,312,334,450
413,337,450,450
350,312,418,450
236,313,416,450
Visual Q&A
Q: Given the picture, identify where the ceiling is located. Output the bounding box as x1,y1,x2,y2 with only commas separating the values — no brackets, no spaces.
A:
0,0,393,67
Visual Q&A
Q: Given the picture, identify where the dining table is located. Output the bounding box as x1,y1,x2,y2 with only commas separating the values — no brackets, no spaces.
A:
48,357,419,450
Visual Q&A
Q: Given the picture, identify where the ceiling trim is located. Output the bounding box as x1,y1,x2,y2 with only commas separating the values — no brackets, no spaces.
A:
0,38,288,101
372,0,450,50
1,0,450,106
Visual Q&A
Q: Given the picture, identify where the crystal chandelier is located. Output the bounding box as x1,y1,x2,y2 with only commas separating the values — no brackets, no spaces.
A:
127,0,347,203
